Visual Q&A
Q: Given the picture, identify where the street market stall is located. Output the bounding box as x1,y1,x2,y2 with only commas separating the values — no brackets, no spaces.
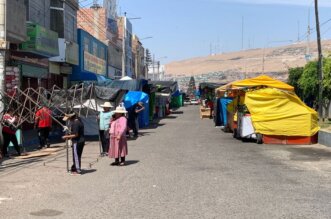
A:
149,81,180,118
199,82,226,120
215,75,320,145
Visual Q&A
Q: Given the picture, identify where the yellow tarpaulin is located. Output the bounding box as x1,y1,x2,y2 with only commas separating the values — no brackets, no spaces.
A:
244,88,319,137
231,75,294,91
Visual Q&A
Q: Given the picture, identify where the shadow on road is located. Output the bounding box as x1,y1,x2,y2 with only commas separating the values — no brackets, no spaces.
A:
287,147,331,162
124,160,139,166
81,169,97,175
0,157,44,172
171,111,184,114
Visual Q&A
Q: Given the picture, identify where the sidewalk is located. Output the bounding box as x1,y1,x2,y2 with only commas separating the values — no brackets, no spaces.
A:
0,139,103,176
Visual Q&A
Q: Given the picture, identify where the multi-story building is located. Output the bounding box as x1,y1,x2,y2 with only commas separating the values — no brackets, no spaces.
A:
0,0,27,97
118,16,133,78
1,0,79,91
48,0,79,88
77,3,122,80
71,29,108,82
132,35,146,79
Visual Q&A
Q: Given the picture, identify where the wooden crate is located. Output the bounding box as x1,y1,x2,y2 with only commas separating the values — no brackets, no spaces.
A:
200,107,211,119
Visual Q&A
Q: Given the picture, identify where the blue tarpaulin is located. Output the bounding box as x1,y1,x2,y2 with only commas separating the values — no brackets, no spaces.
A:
124,91,150,128
219,98,233,126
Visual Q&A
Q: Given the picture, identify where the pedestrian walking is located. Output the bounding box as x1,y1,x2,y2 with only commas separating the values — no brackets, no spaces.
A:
35,105,52,149
1,109,21,158
62,112,85,175
109,105,128,166
127,102,145,138
98,102,114,156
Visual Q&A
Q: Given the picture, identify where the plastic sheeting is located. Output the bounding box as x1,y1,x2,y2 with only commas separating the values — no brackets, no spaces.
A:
231,75,294,91
149,81,179,95
244,88,319,137
171,95,182,108
219,98,233,126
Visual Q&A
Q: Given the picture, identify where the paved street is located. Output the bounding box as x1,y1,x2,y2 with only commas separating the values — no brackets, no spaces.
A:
1,105,331,218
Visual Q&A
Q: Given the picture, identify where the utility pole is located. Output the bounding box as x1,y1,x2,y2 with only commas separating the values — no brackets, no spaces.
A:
242,16,244,50
314,0,323,120
157,61,160,81
152,54,155,81
121,14,126,78
297,20,300,42
0,0,6,112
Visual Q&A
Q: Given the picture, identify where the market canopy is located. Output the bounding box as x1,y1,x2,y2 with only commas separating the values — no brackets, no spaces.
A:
231,75,294,91
245,88,319,137
149,81,179,95
97,79,145,91
199,82,226,90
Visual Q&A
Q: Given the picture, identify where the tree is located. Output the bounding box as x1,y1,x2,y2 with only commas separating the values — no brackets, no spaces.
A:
288,67,304,99
186,76,196,98
322,56,331,118
299,61,318,108
298,57,331,118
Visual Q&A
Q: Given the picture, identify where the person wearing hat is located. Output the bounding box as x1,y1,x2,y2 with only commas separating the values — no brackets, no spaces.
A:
35,104,52,149
62,112,85,175
109,105,128,166
98,101,114,156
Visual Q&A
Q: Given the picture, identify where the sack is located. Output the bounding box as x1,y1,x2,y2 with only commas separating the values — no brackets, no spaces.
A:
104,129,110,139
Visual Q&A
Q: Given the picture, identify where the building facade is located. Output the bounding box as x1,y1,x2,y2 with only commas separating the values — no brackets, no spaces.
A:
132,35,146,79
118,16,133,78
77,5,122,80
71,29,108,82
0,0,79,93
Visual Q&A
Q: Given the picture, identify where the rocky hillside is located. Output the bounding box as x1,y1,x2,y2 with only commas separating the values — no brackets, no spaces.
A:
165,40,331,91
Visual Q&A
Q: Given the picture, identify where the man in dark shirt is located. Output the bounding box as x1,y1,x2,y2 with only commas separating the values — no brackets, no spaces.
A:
128,102,145,138
62,112,85,175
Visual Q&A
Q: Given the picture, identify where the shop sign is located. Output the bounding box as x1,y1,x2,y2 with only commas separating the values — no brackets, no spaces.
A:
20,23,59,58
84,51,106,75
21,64,48,79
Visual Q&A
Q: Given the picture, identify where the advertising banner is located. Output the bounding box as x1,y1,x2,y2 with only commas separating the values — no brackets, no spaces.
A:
84,51,106,75
20,23,59,57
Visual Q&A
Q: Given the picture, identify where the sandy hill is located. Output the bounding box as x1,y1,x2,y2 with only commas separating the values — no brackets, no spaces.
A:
165,40,331,87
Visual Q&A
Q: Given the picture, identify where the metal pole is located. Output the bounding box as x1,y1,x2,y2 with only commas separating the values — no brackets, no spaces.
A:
157,61,160,81
0,0,7,112
314,0,323,120
64,76,69,172
93,83,103,156
152,54,155,81
121,16,126,78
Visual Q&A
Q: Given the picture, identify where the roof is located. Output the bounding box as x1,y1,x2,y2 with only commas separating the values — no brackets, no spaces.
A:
199,82,226,90
149,81,179,94
231,75,294,91
97,79,145,91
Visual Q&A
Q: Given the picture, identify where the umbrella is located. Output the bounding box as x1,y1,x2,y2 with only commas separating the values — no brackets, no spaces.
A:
124,91,149,109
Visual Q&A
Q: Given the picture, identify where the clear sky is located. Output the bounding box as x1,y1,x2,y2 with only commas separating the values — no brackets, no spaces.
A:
83,0,331,64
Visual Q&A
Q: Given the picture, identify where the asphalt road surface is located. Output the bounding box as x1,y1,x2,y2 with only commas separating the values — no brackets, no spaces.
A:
1,105,331,219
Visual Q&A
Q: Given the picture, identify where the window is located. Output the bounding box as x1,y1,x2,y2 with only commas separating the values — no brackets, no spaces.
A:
93,42,98,56
50,0,64,38
24,0,29,20
84,37,89,51
50,0,63,7
65,13,76,42
99,47,105,60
